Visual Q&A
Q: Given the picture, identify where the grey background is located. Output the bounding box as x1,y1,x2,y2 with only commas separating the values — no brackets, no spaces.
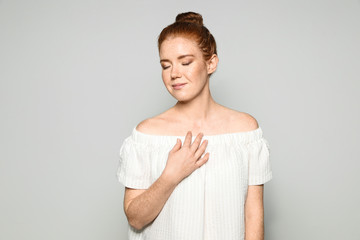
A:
1,0,359,239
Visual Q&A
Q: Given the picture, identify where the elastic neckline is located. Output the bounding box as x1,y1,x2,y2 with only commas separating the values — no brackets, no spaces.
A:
131,126,263,146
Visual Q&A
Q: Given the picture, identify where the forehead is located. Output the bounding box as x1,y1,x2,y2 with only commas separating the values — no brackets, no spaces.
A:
159,36,202,59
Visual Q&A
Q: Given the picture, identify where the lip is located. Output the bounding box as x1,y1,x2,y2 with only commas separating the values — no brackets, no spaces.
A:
172,83,187,90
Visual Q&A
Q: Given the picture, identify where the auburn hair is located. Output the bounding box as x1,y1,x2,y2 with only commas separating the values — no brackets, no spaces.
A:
158,12,217,62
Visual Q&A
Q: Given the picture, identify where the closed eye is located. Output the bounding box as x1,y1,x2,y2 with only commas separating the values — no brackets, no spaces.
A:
161,65,170,70
182,62,192,66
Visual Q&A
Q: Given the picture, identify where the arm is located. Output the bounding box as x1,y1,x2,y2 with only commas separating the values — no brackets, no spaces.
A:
123,172,178,230
244,184,265,240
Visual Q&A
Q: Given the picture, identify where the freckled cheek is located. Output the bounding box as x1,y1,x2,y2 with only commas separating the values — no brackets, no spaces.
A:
161,72,169,83
186,66,205,81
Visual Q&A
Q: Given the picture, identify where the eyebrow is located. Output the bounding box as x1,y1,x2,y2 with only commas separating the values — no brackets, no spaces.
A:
160,54,195,63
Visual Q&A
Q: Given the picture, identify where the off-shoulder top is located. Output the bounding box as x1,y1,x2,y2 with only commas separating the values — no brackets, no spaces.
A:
116,125,273,240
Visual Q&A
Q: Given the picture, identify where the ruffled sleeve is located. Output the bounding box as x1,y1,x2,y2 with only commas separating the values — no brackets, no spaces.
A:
247,137,273,185
116,137,152,189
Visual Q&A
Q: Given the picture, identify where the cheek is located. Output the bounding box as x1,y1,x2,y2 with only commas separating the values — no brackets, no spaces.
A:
162,71,172,90
186,64,207,80
162,71,168,82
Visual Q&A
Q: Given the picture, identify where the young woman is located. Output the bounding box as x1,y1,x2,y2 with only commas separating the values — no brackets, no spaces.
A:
117,12,273,240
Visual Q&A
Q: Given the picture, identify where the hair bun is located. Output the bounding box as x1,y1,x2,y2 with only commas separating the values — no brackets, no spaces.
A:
175,12,203,26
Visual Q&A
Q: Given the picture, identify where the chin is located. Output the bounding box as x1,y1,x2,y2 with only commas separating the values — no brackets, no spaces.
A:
171,93,195,103
166,86,196,102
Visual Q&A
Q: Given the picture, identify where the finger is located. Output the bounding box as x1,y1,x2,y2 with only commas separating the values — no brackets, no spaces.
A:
190,132,204,152
195,152,209,168
194,139,208,159
183,131,192,147
170,138,181,153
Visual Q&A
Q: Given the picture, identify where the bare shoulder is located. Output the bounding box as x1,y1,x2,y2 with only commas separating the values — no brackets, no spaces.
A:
238,111,259,131
136,118,161,134
135,112,169,134
225,108,259,132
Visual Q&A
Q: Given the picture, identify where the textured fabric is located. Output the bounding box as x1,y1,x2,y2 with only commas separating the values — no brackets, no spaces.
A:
117,125,273,240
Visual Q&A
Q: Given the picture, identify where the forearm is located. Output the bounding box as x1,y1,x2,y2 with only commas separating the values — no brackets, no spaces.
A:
126,172,178,230
244,211,264,240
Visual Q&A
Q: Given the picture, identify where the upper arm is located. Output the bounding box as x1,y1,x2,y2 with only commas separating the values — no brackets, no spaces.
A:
124,187,146,216
245,185,264,219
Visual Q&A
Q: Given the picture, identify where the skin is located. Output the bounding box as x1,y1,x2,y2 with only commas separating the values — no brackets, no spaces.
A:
123,36,265,239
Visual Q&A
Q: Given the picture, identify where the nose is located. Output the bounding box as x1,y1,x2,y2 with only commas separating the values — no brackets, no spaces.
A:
170,65,181,79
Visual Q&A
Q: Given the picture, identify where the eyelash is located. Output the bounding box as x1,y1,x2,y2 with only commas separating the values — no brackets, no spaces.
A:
161,62,192,70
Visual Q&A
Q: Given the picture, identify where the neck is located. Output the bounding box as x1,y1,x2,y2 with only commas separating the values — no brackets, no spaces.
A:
172,80,218,126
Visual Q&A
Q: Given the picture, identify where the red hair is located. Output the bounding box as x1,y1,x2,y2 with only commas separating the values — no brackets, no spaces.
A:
158,12,217,61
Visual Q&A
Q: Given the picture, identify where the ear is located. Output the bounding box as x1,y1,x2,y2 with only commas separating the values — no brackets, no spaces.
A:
207,54,219,75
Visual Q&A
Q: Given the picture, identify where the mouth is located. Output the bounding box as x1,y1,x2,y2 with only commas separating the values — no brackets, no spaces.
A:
172,83,187,90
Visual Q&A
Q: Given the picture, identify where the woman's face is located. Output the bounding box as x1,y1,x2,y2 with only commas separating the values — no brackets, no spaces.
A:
159,36,210,102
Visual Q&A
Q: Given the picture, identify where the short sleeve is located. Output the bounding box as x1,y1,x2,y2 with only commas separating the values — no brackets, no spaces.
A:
247,137,273,185
116,137,152,189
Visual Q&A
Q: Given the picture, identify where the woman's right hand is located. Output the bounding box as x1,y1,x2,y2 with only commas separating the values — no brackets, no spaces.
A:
162,131,209,185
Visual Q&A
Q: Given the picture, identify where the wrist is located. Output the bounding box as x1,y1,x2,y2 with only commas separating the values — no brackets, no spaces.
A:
160,170,179,187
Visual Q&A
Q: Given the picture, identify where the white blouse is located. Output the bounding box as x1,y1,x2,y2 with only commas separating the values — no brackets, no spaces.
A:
117,125,273,240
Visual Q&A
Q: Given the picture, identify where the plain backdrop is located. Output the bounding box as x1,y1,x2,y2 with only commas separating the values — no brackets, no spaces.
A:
1,0,359,239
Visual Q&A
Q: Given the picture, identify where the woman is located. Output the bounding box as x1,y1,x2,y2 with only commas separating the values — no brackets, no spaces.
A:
117,12,273,240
